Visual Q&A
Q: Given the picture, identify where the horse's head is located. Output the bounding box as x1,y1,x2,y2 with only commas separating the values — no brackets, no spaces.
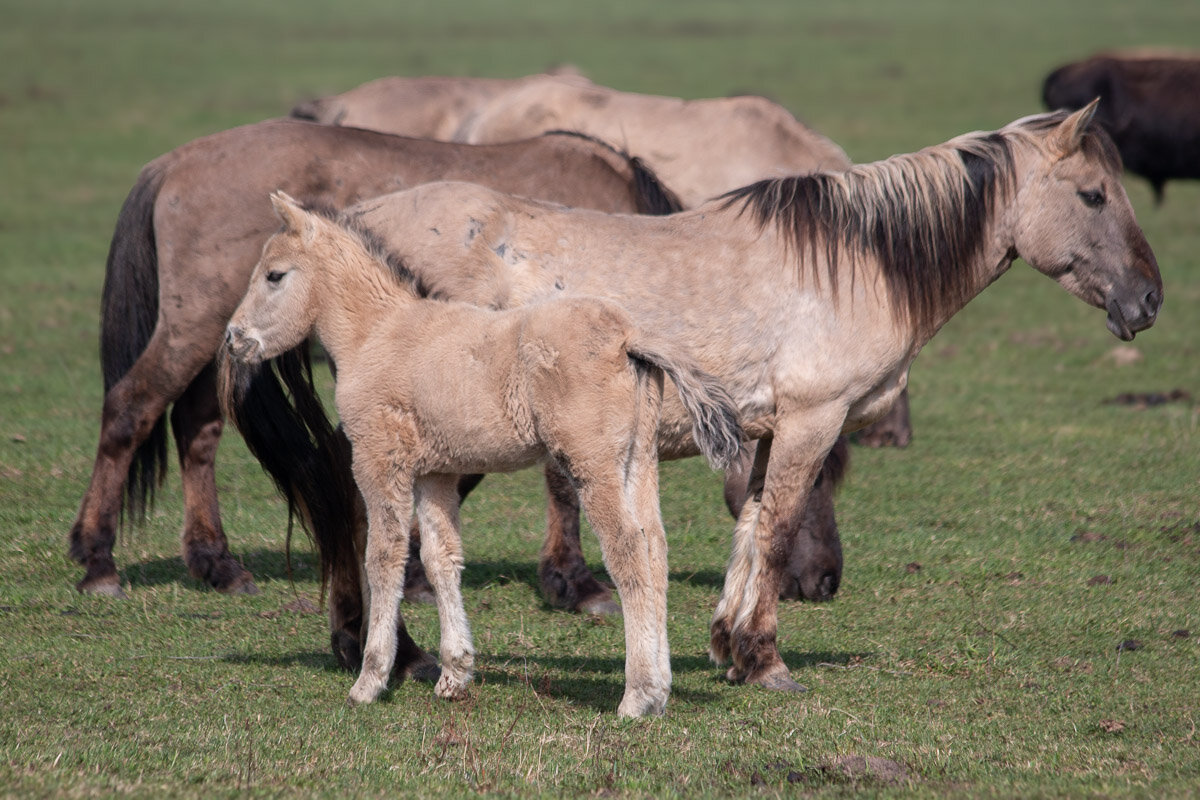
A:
1010,102,1163,339
225,191,324,364
1011,101,1162,340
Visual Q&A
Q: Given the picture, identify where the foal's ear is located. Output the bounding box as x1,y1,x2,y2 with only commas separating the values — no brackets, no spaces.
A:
270,190,316,242
1050,97,1100,158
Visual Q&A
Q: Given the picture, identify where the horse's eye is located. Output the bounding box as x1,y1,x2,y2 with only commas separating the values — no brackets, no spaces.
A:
266,270,285,284
1077,189,1106,208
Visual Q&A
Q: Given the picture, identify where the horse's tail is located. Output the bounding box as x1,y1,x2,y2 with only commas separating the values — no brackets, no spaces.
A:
218,345,360,599
99,162,168,521
541,129,684,216
625,336,742,471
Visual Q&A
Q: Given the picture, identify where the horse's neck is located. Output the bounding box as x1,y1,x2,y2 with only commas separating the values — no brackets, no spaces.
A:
311,241,413,363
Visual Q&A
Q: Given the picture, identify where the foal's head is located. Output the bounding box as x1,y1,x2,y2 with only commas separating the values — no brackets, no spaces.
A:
1006,101,1162,340
225,192,347,364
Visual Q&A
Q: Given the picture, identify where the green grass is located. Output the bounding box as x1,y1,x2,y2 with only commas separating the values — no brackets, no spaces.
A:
2,0,1199,796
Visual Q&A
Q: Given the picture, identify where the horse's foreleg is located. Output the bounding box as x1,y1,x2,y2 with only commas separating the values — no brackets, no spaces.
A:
170,363,257,594
724,439,845,602
714,411,845,691
710,438,771,666
414,475,475,701
539,463,620,615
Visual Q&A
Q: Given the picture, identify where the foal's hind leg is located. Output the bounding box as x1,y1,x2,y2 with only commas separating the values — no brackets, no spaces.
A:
413,475,475,700
170,362,257,593
539,463,620,615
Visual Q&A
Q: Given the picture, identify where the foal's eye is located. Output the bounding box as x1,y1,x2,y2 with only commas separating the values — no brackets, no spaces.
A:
266,270,285,284
1077,189,1106,208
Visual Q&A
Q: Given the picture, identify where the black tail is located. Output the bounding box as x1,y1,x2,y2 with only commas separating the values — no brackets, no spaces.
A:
99,163,168,522
219,344,360,598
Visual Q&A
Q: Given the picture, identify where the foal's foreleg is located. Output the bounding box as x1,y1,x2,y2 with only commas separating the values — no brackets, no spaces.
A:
414,475,475,700
348,470,415,705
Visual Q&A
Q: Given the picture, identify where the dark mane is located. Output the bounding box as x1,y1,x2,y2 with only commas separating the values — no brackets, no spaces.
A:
541,129,684,215
719,129,1019,336
299,200,434,298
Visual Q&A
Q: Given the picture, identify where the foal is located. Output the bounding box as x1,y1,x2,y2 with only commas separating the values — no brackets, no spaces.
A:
222,192,742,717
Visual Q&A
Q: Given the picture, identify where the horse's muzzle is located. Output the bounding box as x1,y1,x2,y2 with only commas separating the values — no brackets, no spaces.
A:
1105,284,1162,341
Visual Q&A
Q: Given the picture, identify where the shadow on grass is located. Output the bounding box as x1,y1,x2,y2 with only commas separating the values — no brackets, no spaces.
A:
121,548,322,590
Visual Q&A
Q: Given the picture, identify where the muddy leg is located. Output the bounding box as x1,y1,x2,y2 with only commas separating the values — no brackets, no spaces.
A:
712,411,845,691
68,341,206,597
171,363,257,594
539,463,620,615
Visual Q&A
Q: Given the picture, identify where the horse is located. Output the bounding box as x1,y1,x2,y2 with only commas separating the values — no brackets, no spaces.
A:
68,117,682,611
250,102,1160,690
1042,50,1200,204
292,71,872,614
221,191,743,717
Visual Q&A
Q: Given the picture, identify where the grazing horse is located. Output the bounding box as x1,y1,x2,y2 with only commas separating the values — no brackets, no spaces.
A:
254,102,1160,690
1042,50,1200,204
292,71,869,614
222,192,743,717
68,117,680,606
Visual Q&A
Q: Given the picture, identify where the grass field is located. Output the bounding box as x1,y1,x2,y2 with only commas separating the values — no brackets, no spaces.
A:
2,0,1199,797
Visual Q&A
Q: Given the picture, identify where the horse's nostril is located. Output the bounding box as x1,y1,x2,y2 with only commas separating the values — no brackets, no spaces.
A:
1145,289,1161,310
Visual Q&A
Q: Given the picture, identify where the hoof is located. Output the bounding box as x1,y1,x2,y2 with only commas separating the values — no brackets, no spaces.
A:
220,575,260,595
403,652,442,684
331,630,363,672
76,575,127,598
746,666,807,693
578,593,621,616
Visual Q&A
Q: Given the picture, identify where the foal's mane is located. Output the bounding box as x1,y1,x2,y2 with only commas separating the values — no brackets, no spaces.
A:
300,201,433,299
720,111,1119,335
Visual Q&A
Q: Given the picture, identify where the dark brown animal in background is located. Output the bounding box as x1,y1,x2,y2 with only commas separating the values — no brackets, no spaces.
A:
1043,51,1200,204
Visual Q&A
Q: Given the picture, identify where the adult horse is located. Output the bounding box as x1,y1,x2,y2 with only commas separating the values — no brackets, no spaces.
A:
223,192,743,716
253,103,1160,689
68,117,682,604
293,71,871,613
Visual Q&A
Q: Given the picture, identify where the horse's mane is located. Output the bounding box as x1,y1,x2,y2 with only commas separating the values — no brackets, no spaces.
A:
299,200,435,299
719,111,1119,335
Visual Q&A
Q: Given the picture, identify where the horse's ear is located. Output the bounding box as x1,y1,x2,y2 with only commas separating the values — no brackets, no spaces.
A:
1050,97,1100,158
270,190,316,242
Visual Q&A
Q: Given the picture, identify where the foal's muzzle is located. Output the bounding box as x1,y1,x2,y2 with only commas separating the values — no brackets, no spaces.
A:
223,325,262,362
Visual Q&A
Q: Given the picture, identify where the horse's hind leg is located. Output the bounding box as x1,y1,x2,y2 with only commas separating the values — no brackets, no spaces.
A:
539,463,620,615
574,459,671,717
69,337,209,596
170,362,257,593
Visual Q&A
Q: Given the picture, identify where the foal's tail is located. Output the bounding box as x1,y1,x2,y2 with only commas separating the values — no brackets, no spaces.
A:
625,337,743,471
99,161,169,521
